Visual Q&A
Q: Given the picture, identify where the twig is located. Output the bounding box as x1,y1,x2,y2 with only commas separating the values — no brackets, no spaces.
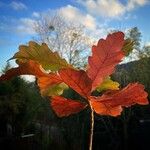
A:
89,102,94,150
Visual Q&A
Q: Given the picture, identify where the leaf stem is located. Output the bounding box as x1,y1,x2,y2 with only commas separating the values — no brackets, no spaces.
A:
89,101,94,150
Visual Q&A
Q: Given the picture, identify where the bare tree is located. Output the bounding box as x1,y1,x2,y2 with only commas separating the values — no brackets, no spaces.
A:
34,12,93,68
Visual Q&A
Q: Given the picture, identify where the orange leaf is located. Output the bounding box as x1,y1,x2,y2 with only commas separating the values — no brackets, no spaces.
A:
37,74,62,96
90,83,148,116
90,99,122,117
87,32,125,90
59,68,92,98
51,96,87,117
0,60,46,81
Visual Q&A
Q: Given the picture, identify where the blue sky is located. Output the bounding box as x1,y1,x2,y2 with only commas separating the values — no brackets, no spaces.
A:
0,0,150,69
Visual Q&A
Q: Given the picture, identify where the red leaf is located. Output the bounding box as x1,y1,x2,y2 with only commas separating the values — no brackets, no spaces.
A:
90,99,122,116
51,96,87,117
90,83,148,116
37,73,62,95
59,68,92,98
87,32,125,90
0,60,46,81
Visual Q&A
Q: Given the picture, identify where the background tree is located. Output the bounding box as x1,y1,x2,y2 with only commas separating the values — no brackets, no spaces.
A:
0,63,53,138
111,27,150,150
34,12,92,68
126,27,141,50
124,27,150,93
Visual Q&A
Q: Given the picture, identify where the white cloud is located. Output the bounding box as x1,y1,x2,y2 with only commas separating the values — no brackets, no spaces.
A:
10,1,27,10
1,3,127,42
0,17,37,36
15,18,37,35
32,12,40,18
127,0,148,10
21,75,35,82
31,5,111,42
81,0,125,18
145,42,150,46
59,5,96,30
0,13,38,36
78,0,149,18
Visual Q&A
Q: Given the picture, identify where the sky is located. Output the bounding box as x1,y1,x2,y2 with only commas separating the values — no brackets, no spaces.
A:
0,0,150,70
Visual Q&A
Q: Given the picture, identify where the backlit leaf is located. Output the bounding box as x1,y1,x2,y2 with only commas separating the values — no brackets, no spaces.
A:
87,32,125,90
51,96,87,117
1,31,149,119
0,60,46,81
37,73,62,96
59,68,92,99
90,83,148,116
40,83,68,96
96,77,119,92
11,41,71,71
122,38,134,56
90,99,122,117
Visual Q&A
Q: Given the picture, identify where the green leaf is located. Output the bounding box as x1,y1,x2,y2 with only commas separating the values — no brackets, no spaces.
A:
11,41,72,71
122,39,134,56
42,83,68,96
96,77,119,92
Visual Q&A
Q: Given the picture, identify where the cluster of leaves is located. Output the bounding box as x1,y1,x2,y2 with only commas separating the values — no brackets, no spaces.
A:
0,32,148,117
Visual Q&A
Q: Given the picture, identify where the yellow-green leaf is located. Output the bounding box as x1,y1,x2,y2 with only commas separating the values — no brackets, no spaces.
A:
42,83,68,96
11,41,71,71
96,77,119,92
122,39,134,56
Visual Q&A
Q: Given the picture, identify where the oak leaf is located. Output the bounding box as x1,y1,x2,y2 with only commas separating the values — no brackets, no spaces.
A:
51,96,87,117
87,32,125,90
11,41,71,71
0,31,149,119
90,99,122,117
96,77,119,92
39,83,68,96
122,38,134,56
37,74,65,96
59,68,92,99
90,83,148,116
0,60,46,81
